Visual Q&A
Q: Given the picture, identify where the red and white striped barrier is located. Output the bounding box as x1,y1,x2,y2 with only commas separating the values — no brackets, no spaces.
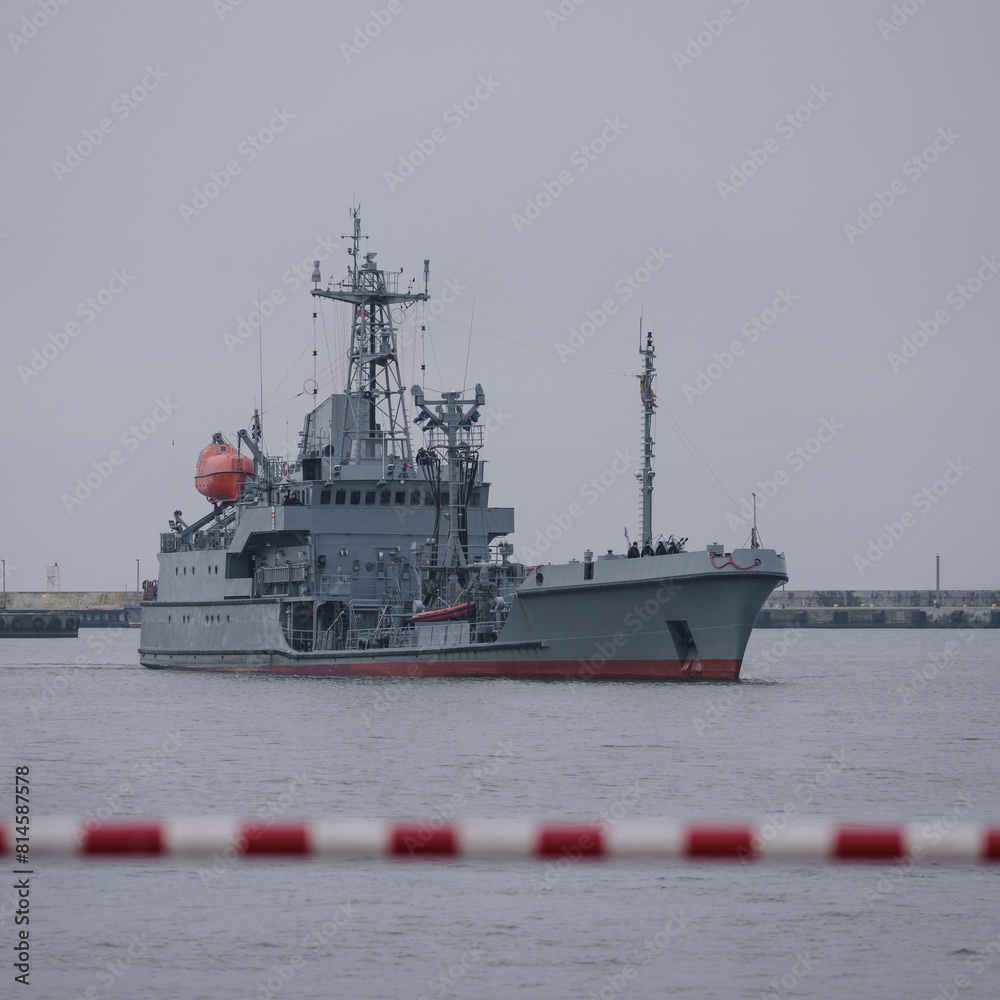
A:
3,819,1000,862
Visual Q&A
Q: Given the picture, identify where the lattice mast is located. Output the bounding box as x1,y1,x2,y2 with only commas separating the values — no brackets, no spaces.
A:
310,206,429,465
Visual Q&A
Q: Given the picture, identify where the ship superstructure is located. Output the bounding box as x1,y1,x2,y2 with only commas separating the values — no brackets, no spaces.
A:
140,210,787,680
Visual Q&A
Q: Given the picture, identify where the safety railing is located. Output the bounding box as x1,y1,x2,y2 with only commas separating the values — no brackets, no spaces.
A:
4,819,998,863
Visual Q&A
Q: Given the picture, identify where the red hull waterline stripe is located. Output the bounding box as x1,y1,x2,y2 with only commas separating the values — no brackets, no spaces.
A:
142,658,743,681
6,820,1000,863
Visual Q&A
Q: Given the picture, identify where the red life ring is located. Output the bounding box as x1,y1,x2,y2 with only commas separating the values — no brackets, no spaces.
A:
281,462,289,477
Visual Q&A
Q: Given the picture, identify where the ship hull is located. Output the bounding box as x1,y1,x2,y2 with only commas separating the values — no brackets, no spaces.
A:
139,549,786,682
141,653,742,681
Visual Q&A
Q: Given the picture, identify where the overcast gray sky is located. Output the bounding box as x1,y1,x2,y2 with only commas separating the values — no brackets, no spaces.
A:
2,0,998,592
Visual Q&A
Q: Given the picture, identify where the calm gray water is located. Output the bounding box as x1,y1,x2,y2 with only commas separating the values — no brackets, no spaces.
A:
2,627,998,999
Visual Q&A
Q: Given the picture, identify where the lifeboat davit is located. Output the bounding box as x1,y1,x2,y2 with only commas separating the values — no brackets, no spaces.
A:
194,435,254,503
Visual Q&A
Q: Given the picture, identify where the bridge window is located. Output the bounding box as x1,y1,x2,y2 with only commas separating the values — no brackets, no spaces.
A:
410,491,421,506
394,491,405,505
350,491,361,505
365,491,375,505
320,490,331,505
380,490,391,505
335,490,346,505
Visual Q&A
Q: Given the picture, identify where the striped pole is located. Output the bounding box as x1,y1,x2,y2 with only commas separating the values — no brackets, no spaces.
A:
3,819,999,863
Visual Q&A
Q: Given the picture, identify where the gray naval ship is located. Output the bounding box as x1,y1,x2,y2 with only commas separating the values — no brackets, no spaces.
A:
140,209,787,680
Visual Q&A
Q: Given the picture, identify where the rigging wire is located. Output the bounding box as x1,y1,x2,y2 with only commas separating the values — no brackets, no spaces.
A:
656,403,746,520
427,313,634,378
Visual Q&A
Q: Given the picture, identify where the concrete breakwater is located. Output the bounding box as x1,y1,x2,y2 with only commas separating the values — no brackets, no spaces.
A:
2,591,135,610
760,590,1000,628
764,590,1000,608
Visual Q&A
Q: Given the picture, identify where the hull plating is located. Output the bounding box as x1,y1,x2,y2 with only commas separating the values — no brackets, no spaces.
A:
141,654,742,681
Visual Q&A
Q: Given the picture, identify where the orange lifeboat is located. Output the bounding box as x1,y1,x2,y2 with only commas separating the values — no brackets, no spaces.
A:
194,434,255,503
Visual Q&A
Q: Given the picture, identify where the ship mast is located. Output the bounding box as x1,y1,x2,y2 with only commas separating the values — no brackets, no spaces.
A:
410,383,485,604
638,329,656,544
310,206,429,466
